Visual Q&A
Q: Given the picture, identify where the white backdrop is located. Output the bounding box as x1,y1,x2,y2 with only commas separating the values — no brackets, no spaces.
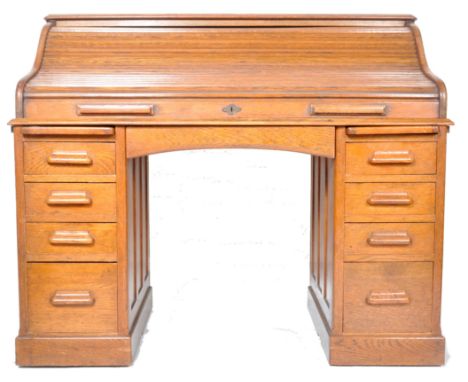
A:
0,1,467,381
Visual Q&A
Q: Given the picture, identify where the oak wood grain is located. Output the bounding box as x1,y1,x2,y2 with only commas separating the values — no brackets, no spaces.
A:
25,183,117,222
16,336,132,366
343,262,433,334
345,182,436,222
309,156,334,326
26,223,117,262
77,104,156,116
45,14,417,22
310,104,387,116
11,14,451,367
331,128,346,334
344,222,435,261
22,98,441,122
21,20,441,102
329,335,445,366
16,23,52,117
21,126,115,136
14,128,28,336
126,126,335,158
346,141,437,175
27,263,118,335
24,141,116,176
115,127,129,335
10,117,454,127
346,125,439,136
432,126,448,334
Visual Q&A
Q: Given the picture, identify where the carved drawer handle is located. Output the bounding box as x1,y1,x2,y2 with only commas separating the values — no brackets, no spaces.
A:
47,191,92,206
309,104,387,116
47,150,93,166
51,291,95,307
369,150,414,165
367,231,412,246
49,230,95,246
76,104,156,116
366,291,410,306
367,192,413,206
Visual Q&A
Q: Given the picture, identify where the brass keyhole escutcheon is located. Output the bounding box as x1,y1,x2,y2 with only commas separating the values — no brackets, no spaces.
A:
222,104,242,115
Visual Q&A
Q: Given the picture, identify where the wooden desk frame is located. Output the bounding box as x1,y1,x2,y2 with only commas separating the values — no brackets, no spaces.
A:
10,14,452,367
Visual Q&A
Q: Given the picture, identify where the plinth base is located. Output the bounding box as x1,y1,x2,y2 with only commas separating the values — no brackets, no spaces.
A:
307,287,445,366
16,287,153,366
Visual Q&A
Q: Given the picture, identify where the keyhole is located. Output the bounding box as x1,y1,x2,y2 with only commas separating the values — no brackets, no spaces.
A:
222,104,241,115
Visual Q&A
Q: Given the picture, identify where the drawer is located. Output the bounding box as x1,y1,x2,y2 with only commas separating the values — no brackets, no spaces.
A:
345,182,436,222
24,98,440,121
344,223,435,261
27,263,117,335
343,262,433,334
25,183,117,222
26,223,117,262
346,142,437,176
24,141,116,176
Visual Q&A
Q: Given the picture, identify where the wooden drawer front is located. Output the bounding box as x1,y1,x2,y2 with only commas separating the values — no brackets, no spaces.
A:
344,223,435,261
24,98,440,121
24,142,116,176
26,223,117,262
346,142,437,176
345,183,435,222
343,262,433,334
27,263,117,335
25,183,117,222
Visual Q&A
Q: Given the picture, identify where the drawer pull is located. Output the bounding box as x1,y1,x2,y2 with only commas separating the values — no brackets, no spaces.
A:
346,126,439,136
76,104,156,116
367,192,413,206
369,150,414,165
366,291,410,306
309,104,387,116
22,126,115,136
367,231,412,246
49,230,95,246
47,191,92,206
47,150,93,166
50,290,95,307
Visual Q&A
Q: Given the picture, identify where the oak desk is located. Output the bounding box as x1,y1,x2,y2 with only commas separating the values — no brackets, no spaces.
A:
10,14,453,366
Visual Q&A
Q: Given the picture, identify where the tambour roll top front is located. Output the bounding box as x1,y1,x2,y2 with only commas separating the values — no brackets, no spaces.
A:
15,14,447,122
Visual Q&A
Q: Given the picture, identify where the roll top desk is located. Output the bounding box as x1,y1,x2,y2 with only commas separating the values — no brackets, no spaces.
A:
10,14,453,366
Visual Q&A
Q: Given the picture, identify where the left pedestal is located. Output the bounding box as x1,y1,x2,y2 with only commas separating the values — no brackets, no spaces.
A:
13,126,150,366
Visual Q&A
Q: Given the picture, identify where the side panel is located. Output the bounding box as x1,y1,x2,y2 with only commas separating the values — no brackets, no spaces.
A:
309,155,335,326
127,156,151,328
